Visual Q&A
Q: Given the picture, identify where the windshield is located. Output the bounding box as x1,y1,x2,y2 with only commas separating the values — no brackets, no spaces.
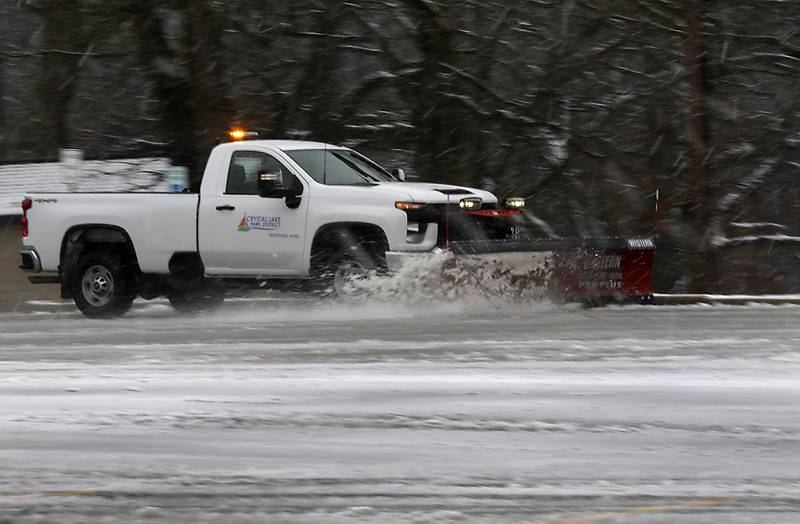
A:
286,149,396,185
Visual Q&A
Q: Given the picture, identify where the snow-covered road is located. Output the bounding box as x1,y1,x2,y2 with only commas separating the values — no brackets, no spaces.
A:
1,299,799,523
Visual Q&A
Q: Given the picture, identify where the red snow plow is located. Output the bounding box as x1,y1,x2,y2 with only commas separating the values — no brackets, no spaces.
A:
394,200,657,305
444,238,656,305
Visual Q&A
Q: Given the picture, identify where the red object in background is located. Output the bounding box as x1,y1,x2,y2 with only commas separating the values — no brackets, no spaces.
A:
21,198,32,237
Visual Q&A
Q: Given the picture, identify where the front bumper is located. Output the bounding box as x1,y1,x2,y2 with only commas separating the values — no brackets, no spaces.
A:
19,247,42,272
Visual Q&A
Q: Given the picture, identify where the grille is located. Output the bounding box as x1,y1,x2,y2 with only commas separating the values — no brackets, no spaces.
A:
433,204,515,247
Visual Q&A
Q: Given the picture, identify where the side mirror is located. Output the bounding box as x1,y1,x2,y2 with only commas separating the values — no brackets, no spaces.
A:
258,169,285,198
258,168,304,209
391,168,406,182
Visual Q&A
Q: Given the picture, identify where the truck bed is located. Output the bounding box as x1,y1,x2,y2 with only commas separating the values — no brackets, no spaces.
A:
23,193,199,274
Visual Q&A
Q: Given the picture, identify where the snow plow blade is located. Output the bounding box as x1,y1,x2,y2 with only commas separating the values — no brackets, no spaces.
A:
447,238,656,304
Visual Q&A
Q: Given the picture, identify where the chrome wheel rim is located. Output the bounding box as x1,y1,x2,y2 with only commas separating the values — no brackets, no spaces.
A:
81,265,115,307
333,260,369,298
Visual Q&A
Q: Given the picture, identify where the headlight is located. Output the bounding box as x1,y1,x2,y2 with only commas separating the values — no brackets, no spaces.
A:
504,197,525,209
396,201,424,210
459,197,482,210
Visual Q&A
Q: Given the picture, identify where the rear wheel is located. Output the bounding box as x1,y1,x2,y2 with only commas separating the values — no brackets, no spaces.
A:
70,250,136,318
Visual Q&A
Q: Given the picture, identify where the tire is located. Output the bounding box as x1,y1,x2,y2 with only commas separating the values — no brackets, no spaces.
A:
167,282,225,314
311,246,382,300
69,250,137,318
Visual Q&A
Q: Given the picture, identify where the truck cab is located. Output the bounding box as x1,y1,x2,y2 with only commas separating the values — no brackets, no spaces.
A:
197,140,501,276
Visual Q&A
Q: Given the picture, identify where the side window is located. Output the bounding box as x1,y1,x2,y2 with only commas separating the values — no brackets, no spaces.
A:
225,151,300,195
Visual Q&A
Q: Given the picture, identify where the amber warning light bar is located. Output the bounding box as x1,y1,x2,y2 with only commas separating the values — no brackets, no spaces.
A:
228,129,259,141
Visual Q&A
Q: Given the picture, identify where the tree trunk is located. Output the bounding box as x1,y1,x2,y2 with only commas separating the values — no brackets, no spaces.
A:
185,0,231,175
36,0,84,158
130,3,197,174
131,1,231,188
684,0,715,292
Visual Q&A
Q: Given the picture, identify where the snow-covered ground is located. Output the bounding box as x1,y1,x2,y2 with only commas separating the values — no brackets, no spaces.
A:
1,299,799,523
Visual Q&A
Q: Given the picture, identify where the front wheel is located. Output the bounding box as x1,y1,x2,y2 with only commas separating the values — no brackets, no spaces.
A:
311,248,382,300
331,256,373,299
69,251,137,318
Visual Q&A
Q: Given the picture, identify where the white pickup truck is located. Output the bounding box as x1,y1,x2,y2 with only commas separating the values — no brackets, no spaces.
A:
20,138,529,317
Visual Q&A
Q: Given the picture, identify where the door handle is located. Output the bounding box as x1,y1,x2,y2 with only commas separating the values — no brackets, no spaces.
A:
216,205,235,211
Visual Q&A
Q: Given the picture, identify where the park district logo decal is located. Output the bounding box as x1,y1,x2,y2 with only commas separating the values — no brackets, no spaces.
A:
238,214,281,232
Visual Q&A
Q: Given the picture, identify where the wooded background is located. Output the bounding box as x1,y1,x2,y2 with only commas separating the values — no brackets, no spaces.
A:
1,0,798,293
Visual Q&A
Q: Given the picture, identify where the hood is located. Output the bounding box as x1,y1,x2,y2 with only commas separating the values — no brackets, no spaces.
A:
375,182,497,205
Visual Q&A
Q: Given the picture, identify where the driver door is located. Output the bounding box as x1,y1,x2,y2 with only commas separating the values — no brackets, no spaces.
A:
202,150,309,276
